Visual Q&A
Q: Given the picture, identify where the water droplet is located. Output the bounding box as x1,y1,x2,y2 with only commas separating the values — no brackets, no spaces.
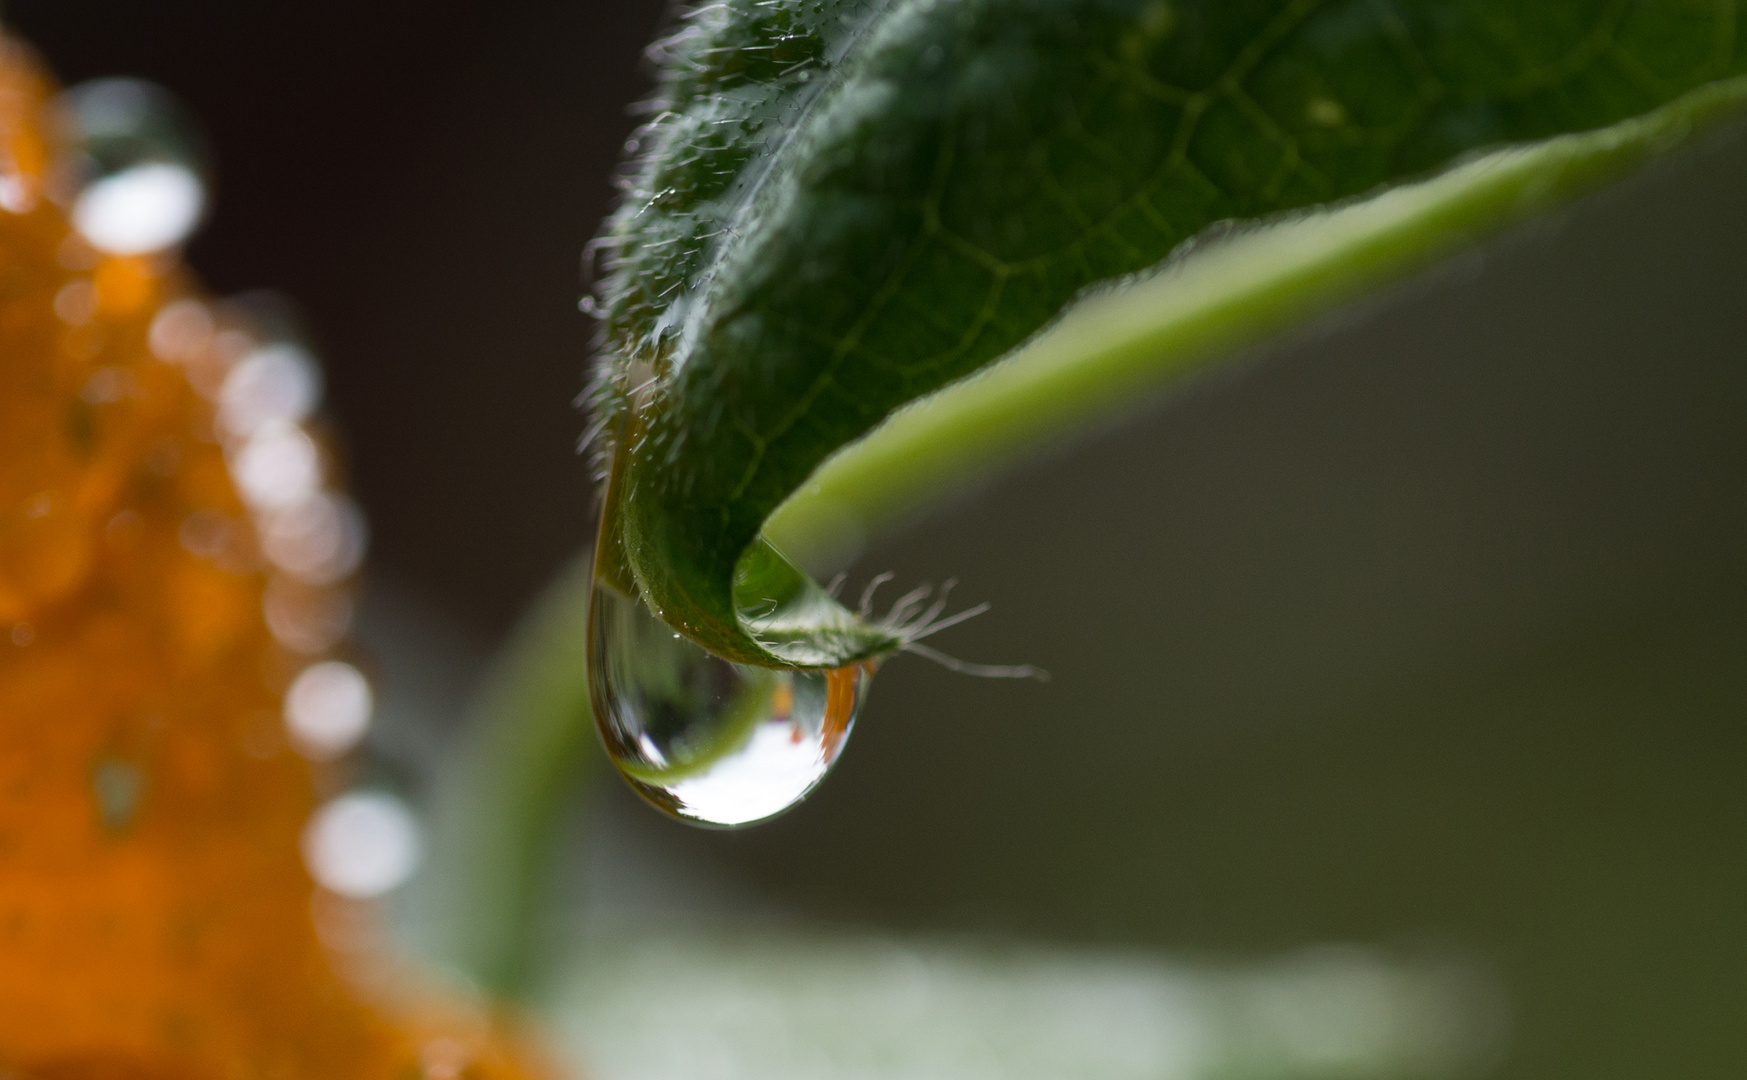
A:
589,579,873,827
53,78,209,255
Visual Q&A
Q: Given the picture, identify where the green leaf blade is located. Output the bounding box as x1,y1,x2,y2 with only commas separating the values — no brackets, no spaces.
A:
596,0,1747,667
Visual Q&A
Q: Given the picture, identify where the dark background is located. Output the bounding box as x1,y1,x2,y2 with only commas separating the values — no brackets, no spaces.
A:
12,5,1747,1077
10,0,669,633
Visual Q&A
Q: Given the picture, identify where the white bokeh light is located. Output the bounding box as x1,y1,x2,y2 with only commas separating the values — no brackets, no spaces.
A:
0,172,36,214
260,491,367,584
284,660,372,759
302,792,421,899
219,342,322,436
147,297,215,362
232,422,321,509
72,162,204,255
262,573,354,655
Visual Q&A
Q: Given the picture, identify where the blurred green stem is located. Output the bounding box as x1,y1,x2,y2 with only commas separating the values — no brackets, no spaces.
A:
408,553,599,1001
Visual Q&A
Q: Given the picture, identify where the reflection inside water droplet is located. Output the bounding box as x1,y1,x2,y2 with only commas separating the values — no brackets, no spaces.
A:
589,580,872,827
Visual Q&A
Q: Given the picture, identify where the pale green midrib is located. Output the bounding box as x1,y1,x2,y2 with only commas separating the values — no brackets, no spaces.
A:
764,75,1747,567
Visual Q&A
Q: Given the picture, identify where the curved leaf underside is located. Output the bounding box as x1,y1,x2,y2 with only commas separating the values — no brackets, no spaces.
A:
593,0,1747,668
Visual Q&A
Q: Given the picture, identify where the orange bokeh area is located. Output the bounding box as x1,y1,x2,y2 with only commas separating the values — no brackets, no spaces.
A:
0,33,554,1080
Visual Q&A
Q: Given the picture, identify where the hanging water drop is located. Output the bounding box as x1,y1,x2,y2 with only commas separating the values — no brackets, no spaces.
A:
588,578,873,827
53,78,209,254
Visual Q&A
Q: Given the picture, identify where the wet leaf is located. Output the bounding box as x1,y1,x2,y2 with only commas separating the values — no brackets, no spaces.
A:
593,0,1747,665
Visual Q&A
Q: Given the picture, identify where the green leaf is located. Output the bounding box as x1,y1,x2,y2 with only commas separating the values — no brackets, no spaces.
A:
592,0,1747,668
765,70,1747,567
